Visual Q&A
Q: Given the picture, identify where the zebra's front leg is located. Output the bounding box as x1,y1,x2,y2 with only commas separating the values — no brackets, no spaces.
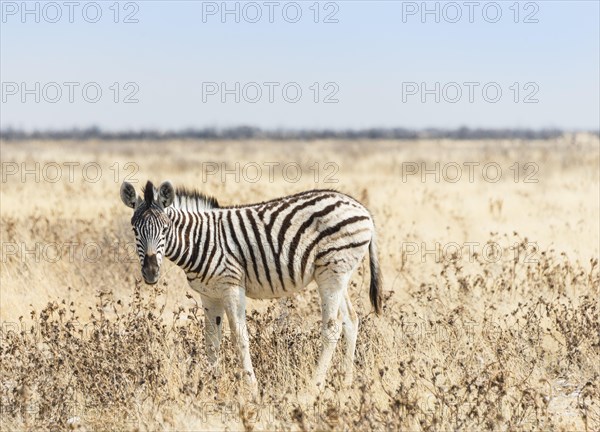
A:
200,295,224,375
222,285,258,398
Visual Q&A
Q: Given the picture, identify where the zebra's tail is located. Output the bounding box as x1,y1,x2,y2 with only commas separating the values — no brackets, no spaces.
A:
369,230,383,315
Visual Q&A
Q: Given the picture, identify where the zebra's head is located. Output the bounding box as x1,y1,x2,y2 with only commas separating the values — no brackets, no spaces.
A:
120,180,175,285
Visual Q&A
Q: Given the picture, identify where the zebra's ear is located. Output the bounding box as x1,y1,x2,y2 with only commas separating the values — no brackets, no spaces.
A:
158,181,175,208
120,182,138,209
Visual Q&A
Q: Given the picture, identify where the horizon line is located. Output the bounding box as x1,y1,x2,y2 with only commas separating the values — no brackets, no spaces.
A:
2,126,599,141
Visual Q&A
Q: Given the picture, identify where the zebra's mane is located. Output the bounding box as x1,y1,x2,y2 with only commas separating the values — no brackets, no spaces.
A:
171,187,220,212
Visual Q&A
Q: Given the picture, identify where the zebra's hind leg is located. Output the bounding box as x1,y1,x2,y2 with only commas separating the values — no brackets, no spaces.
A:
339,290,359,388
312,272,347,392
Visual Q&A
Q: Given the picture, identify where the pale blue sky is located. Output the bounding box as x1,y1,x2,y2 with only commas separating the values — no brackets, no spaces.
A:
1,1,599,131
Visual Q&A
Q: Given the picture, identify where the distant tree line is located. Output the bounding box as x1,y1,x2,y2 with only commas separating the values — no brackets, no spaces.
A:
1,126,594,141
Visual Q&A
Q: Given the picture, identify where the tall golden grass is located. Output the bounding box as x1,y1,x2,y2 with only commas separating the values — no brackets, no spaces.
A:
1,136,598,431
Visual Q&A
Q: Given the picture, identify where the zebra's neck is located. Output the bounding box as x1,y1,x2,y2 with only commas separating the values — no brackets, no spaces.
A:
163,207,221,273
162,188,220,268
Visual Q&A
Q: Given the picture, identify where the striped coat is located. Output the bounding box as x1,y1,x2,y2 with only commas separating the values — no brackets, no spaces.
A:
164,188,377,303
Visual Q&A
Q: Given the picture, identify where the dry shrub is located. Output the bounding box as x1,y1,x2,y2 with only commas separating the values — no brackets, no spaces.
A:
1,238,598,431
1,137,598,431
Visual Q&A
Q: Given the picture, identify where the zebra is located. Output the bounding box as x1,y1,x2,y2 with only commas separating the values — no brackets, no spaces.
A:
120,180,382,394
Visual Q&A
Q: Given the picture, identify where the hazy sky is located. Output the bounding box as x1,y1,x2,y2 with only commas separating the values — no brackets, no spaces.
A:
1,1,599,131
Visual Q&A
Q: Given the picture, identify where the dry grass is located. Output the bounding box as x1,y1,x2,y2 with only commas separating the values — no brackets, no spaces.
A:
1,136,599,431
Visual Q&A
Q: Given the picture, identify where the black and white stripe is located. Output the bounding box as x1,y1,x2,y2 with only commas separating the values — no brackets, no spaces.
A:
159,187,378,303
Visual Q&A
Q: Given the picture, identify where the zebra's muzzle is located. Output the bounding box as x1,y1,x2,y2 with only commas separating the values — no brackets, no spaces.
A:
142,253,160,285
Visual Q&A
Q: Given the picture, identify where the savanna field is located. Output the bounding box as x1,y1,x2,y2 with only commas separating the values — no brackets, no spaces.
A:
1,136,599,431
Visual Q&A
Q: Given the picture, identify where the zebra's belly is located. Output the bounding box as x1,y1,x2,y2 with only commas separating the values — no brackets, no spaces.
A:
244,273,311,299
186,275,223,297
184,270,309,299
